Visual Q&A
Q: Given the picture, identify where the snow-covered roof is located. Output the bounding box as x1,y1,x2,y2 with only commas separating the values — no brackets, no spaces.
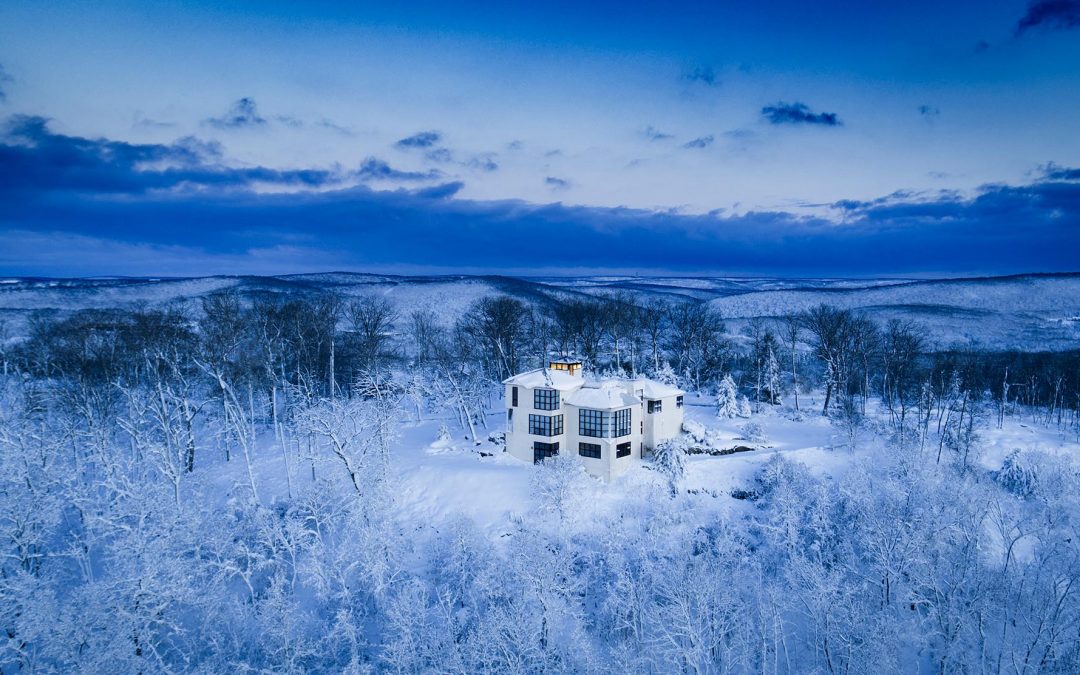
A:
631,378,684,399
502,368,583,391
564,382,641,409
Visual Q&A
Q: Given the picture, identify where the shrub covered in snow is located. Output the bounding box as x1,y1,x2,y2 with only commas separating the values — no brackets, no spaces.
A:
436,423,452,442
682,419,708,444
739,421,768,443
993,449,1038,499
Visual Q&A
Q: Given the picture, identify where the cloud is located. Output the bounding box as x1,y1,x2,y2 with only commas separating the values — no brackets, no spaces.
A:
395,130,442,149
2,119,1076,277
0,64,13,102
467,154,499,172
203,97,268,129
685,65,719,86
425,148,453,163
683,135,714,149
918,105,940,117
0,115,448,197
761,102,842,126
642,125,674,141
545,176,571,190
133,113,178,130
274,114,304,129
1015,0,1080,35
356,157,442,182
315,119,353,135
1043,163,1080,181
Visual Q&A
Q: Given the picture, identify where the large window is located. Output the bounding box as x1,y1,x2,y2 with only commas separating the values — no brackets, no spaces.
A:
578,409,605,437
578,408,632,438
614,408,631,437
529,414,564,436
512,386,518,407
647,399,662,414
534,388,559,410
578,442,601,459
533,441,559,463
616,441,632,458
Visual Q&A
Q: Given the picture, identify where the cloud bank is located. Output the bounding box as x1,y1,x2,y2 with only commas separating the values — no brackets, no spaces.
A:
1,117,1076,277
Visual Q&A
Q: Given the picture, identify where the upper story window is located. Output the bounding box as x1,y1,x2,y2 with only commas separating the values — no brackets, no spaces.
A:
578,408,632,438
534,388,559,411
512,386,518,407
614,408,631,437
529,414,564,437
676,395,684,408
647,399,662,414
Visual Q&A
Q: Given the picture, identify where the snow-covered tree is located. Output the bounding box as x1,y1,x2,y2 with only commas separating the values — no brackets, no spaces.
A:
652,438,688,497
716,375,739,418
738,395,752,418
530,451,589,525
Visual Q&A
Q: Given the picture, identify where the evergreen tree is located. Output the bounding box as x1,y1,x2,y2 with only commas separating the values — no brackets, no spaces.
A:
716,375,740,418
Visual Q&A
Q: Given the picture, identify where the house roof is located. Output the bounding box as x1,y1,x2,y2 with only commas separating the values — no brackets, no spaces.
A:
631,378,685,399
502,368,583,391
564,382,641,409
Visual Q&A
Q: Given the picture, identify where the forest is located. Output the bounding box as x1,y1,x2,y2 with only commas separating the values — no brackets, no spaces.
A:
1,290,1079,673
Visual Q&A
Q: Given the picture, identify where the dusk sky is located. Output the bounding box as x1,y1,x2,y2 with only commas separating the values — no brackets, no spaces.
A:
1,0,1078,276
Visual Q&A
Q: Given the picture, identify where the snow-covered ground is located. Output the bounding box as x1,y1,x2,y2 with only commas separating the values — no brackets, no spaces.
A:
201,392,1080,559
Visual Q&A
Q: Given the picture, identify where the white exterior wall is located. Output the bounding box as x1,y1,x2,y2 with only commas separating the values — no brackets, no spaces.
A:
504,382,569,465
503,376,680,481
641,396,685,453
564,405,642,482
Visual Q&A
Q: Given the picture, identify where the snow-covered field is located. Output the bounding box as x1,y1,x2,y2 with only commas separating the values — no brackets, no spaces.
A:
203,391,1080,561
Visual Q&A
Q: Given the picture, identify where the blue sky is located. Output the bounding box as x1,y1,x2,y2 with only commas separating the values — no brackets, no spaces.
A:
0,0,1078,276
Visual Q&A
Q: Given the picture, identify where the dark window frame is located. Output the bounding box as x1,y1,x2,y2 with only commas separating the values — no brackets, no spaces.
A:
512,386,518,407
613,408,631,437
676,395,684,408
647,399,662,414
578,442,602,459
534,388,559,411
579,408,632,438
579,408,605,438
528,413,564,437
533,441,559,463
616,441,632,458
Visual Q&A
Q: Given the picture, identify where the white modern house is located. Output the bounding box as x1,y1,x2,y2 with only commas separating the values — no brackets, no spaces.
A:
502,358,685,481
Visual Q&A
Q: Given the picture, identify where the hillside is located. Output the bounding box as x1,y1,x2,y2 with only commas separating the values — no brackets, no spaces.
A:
1,272,1078,350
